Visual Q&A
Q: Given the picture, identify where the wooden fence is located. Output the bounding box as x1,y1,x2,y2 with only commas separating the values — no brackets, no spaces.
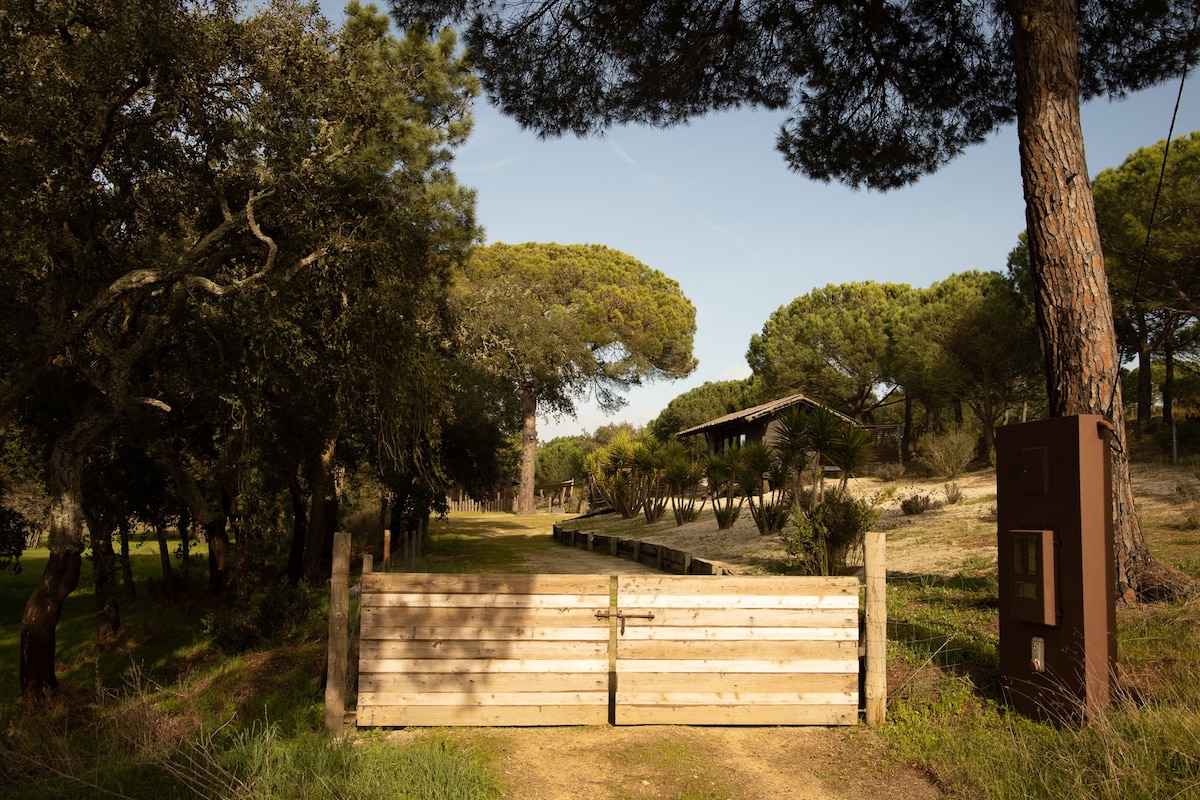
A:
552,524,734,575
324,528,887,732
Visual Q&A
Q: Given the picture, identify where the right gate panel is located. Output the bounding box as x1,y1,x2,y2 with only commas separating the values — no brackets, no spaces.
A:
614,575,860,725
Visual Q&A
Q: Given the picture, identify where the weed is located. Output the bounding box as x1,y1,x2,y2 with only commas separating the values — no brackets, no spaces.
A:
944,482,964,505
901,493,938,515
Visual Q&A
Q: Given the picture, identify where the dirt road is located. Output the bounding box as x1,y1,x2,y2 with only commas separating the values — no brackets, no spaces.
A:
394,516,943,800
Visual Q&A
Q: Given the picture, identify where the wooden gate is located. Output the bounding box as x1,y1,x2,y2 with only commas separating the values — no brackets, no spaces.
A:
355,573,859,727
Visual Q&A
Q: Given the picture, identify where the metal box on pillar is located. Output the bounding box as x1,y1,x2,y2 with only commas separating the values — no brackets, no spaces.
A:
995,414,1116,722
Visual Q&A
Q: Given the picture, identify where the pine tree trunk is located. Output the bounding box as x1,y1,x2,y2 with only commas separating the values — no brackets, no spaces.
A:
515,386,537,516
1008,0,1194,600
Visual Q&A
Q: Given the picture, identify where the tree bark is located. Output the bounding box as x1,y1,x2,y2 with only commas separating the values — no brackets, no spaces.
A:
205,514,230,597
20,415,107,701
84,509,121,643
1009,0,1194,601
304,437,339,584
286,475,309,586
154,520,175,600
118,519,136,602
515,385,538,516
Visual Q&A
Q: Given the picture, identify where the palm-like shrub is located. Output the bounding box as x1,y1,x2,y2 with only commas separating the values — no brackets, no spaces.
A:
632,437,668,524
583,432,643,518
662,442,705,525
704,446,744,530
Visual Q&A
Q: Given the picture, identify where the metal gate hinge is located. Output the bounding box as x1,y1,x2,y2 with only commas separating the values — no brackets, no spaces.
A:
595,609,655,634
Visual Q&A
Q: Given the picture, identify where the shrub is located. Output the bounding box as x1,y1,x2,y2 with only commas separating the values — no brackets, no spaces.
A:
944,482,963,505
782,490,880,575
203,582,313,654
916,429,977,478
901,493,937,515
874,462,906,482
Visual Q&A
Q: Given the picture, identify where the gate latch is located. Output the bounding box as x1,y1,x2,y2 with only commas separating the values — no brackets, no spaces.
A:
595,609,655,634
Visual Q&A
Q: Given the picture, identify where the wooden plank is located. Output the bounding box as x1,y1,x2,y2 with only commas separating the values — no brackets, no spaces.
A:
361,625,611,642
617,593,858,610
620,607,857,628
358,704,609,727
616,639,856,661
618,626,857,641
362,592,610,609
618,575,859,596
616,658,857,674
617,671,856,694
359,657,610,674
358,691,608,707
360,639,607,660
615,691,856,706
615,704,857,726
360,606,604,629
359,671,608,693
363,573,611,595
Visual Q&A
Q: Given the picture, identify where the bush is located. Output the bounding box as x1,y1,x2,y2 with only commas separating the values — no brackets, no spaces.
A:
901,493,937,515
916,429,977,478
204,582,313,654
944,482,963,505
873,462,906,482
782,490,880,575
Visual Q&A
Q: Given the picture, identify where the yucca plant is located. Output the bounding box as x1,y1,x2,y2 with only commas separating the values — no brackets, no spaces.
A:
737,441,791,535
662,442,705,525
632,437,668,524
704,445,744,530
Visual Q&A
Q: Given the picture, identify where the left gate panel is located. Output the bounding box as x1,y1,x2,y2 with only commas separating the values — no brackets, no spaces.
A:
356,573,612,726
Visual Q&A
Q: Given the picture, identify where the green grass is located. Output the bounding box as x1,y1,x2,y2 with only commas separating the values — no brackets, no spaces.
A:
883,574,1200,799
0,531,503,800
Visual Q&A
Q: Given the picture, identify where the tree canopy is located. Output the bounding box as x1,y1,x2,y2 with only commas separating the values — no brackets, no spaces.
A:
2,0,485,700
454,242,697,514
391,0,1200,599
748,282,912,419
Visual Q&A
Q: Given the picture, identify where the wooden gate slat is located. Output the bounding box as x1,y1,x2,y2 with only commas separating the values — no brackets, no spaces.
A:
356,572,611,727
613,575,859,725
355,572,860,728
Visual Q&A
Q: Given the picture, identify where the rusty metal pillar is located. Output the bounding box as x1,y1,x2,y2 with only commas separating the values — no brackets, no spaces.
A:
995,415,1116,722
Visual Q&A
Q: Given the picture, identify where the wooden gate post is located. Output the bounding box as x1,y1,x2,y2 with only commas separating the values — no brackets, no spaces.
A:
864,528,886,725
325,531,351,734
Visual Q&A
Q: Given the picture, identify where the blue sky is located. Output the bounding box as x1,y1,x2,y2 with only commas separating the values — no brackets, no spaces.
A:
322,2,1200,440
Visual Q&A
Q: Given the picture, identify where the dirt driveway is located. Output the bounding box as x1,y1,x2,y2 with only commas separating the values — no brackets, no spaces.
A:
391,516,943,800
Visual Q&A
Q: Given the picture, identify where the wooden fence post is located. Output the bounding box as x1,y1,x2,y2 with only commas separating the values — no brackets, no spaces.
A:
864,528,887,725
325,531,351,734
362,553,373,574
383,528,391,571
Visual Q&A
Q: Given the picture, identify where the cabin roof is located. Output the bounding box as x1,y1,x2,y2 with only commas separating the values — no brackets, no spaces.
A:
675,392,856,438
